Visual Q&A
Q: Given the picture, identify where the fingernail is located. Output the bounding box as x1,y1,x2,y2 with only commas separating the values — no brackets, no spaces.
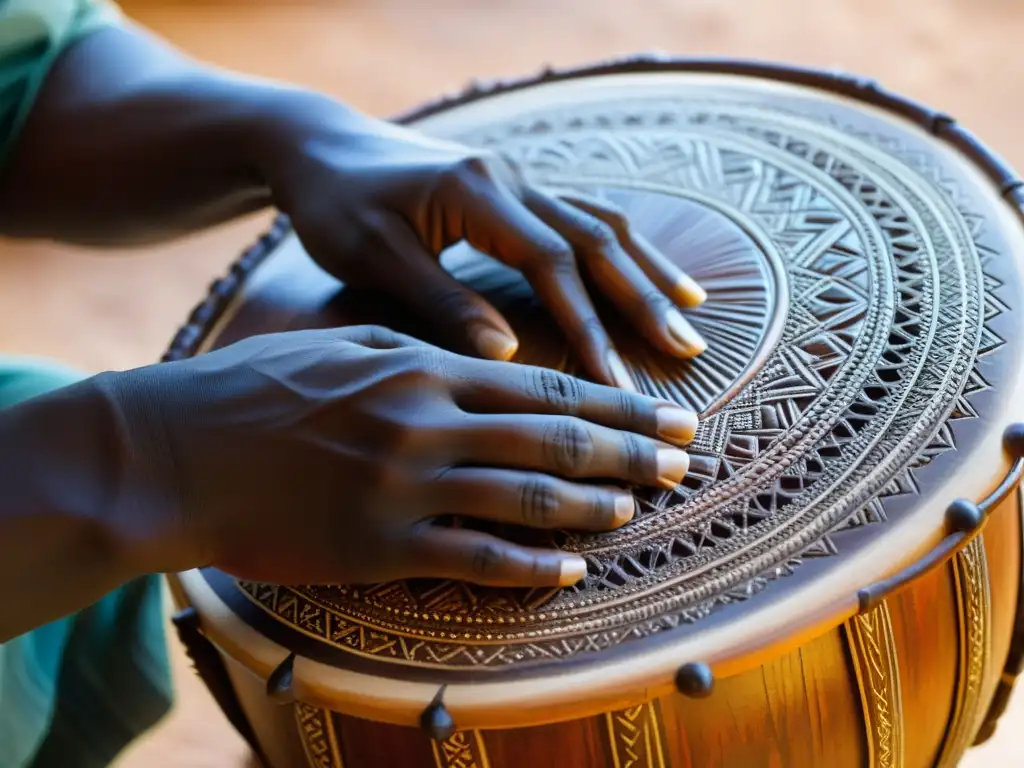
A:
665,309,707,357
657,449,690,489
559,557,588,586
675,273,708,307
614,493,636,526
656,405,698,444
606,350,637,391
471,324,518,361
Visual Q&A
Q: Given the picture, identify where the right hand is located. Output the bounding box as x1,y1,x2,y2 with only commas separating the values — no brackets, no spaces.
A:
100,326,697,589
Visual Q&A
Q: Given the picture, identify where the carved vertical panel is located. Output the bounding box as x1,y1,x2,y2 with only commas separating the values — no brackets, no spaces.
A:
431,730,491,768
845,603,904,768
935,536,992,766
295,702,344,768
604,702,667,768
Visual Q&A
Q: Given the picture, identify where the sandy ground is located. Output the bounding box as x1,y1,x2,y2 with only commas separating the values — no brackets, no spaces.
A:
2,0,1023,764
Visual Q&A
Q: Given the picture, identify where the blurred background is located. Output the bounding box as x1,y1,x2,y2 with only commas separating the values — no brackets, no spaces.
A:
1,0,1018,765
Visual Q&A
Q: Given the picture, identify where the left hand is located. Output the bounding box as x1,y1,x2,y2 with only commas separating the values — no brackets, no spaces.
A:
258,102,707,390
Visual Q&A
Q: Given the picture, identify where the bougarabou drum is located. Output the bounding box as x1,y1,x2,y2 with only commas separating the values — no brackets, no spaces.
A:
165,56,1024,768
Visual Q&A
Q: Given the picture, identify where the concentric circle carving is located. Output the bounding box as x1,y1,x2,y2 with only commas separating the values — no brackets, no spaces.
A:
440,187,786,416
224,83,1008,675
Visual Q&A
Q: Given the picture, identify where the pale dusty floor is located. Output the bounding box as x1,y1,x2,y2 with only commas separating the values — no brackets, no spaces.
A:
2,0,1023,764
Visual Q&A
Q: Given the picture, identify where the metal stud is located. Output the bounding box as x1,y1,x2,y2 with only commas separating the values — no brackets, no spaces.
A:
420,689,457,741
675,661,715,698
266,653,296,704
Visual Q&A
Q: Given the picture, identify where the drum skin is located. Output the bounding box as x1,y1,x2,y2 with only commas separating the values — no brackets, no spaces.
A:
165,57,1024,768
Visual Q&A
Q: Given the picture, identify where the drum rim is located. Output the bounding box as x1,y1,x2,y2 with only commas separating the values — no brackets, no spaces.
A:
164,54,1024,730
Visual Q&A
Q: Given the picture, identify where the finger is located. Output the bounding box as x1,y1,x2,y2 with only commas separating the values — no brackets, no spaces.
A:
405,525,588,588
557,192,707,308
368,215,520,362
453,176,630,390
449,360,697,445
525,190,706,359
432,468,635,531
453,414,690,490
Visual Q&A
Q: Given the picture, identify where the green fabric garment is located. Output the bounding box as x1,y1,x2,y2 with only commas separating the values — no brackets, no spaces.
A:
0,357,173,767
0,0,121,168
0,3,174,764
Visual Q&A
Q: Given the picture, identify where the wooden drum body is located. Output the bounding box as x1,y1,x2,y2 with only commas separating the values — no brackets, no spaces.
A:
165,58,1024,768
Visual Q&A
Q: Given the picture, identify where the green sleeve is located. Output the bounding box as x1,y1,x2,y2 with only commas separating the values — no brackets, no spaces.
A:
0,0,122,168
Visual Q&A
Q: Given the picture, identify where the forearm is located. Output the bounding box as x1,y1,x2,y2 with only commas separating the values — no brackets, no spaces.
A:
0,375,178,641
0,21,356,245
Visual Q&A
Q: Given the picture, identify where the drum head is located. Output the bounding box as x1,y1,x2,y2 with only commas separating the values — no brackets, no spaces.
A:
169,59,1024,727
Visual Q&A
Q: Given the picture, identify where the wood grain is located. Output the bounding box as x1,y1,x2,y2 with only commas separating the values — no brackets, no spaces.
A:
886,553,958,767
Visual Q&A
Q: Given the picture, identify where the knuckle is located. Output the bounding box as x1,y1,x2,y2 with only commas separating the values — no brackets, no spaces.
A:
531,369,585,414
590,493,617,528
637,289,671,317
347,324,396,347
471,543,506,578
611,387,640,425
520,478,560,527
594,203,630,234
621,433,648,478
384,347,453,397
533,241,576,274
453,154,491,182
578,218,618,249
405,346,451,381
543,418,596,474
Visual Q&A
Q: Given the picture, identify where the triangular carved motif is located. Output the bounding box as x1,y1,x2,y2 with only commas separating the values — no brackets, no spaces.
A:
802,535,839,558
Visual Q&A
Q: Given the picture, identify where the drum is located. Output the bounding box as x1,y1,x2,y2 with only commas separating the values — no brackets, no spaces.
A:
164,56,1024,768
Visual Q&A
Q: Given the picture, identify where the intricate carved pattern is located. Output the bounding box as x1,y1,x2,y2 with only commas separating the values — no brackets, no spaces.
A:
936,536,993,766
845,603,904,768
229,91,1008,671
438,189,781,417
431,731,491,768
604,703,667,768
296,702,343,768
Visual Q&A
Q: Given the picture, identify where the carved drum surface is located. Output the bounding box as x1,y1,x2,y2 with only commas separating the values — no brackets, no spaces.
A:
166,58,1024,768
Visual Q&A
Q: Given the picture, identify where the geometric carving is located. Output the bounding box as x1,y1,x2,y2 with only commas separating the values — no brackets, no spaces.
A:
935,536,993,766
430,731,490,768
295,702,344,768
217,83,1008,675
844,602,905,768
604,702,667,768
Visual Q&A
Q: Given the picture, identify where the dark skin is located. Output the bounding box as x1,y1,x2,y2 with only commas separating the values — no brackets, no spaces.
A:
0,22,705,643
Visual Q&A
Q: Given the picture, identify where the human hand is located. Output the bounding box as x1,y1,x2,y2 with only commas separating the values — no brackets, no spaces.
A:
258,103,707,391
103,326,697,588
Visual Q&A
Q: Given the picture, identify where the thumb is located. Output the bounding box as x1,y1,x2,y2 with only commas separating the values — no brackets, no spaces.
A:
375,217,520,362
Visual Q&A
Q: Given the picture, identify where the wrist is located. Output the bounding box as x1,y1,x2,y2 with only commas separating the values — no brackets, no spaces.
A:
90,368,207,574
0,376,147,581
237,85,385,207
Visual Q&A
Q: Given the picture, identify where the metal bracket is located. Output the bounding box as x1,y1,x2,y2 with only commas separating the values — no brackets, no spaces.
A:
857,423,1024,613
